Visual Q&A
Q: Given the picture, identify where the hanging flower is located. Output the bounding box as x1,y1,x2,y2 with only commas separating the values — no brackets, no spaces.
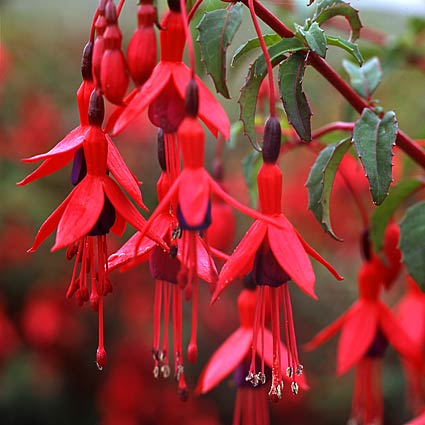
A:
109,5,229,138
28,90,166,369
196,287,308,395
212,117,342,400
305,261,423,424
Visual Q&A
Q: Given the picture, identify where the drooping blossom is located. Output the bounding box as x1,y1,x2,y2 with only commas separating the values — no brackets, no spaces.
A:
197,287,307,424
109,138,218,398
110,2,229,139
305,260,423,424
27,90,165,369
213,117,342,401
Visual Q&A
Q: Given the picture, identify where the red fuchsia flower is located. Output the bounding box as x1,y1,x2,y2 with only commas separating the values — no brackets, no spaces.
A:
27,90,166,369
17,45,143,212
305,260,423,425
197,287,307,425
127,0,158,86
110,3,230,139
396,276,425,414
108,165,219,399
212,117,343,401
100,0,129,105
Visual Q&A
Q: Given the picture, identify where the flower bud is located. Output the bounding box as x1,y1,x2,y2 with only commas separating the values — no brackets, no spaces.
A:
185,79,199,118
88,89,105,126
262,116,281,163
100,3,129,104
81,42,94,81
92,14,107,85
127,8,157,86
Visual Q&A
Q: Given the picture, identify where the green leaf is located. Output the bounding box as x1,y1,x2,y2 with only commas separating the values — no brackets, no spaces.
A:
370,179,424,253
232,34,282,67
197,3,243,99
342,57,382,99
239,38,305,145
306,138,351,240
352,109,398,205
278,52,312,142
400,201,425,287
313,0,362,42
253,38,306,78
297,22,327,58
326,35,363,65
242,150,263,208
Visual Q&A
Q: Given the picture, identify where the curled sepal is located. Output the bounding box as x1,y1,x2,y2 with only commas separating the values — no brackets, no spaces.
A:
306,138,351,240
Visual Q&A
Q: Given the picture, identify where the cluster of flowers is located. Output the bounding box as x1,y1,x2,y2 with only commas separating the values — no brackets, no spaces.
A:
17,0,425,424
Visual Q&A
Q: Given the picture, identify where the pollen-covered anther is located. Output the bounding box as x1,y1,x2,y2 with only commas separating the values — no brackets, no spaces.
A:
176,364,184,381
160,364,171,378
268,382,283,402
286,366,293,378
296,364,304,376
291,381,299,395
153,365,160,378
262,116,282,164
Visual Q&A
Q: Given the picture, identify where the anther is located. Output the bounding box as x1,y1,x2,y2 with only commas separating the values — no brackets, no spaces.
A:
161,364,171,378
296,364,304,376
172,226,182,240
291,381,299,395
153,365,160,378
268,383,283,402
286,366,293,378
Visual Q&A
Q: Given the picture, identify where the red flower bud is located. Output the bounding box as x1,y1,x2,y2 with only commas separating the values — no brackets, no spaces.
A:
100,2,129,104
127,5,157,86
100,49,129,104
92,14,107,85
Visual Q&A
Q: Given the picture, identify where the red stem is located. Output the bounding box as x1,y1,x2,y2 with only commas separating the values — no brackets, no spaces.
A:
311,121,354,139
180,0,196,77
241,0,425,169
89,8,100,42
116,0,125,16
188,0,203,22
247,0,276,117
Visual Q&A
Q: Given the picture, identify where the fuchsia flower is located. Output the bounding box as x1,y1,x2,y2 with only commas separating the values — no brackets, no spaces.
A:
197,289,308,420
212,117,342,400
110,5,229,138
305,260,423,424
109,167,218,399
25,90,166,369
